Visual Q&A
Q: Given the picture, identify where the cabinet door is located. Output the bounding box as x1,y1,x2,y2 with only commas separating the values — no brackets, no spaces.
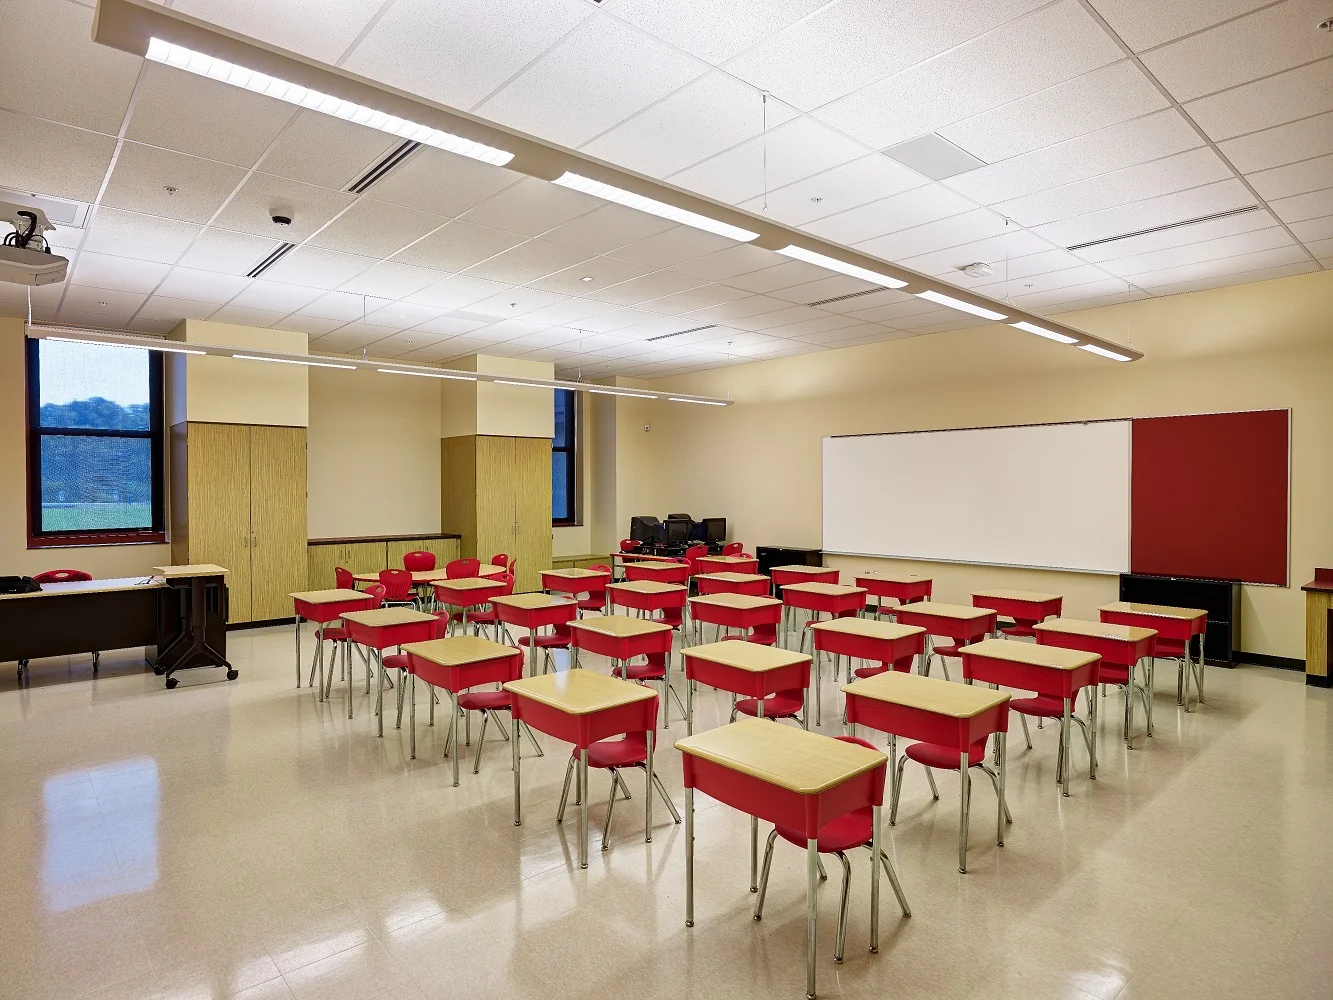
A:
249,426,308,622
441,436,478,559
306,543,344,591
510,436,553,593
386,537,456,570
186,423,252,621
345,541,388,577
475,436,516,568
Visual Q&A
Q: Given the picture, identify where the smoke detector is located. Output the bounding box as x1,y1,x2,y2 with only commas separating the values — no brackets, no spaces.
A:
959,262,993,279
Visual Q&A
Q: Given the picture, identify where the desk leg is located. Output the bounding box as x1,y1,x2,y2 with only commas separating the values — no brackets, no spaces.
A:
409,671,417,759
451,693,461,787
806,838,819,1000
512,716,522,826
376,649,385,737
1127,658,1137,750
528,634,537,678
315,626,325,702
752,698,763,891
685,786,695,927
1146,657,1155,735
997,733,1007,847
1061,698,1071,797
958,751,971,873
295,616,302,687
579,748,589,870
869,803,881,954
1196,633,1206,704
686,672,694,736
645,730,654,843
920,636,933,676
1089,685,1098,779
888,734,898,821
814,646,822,727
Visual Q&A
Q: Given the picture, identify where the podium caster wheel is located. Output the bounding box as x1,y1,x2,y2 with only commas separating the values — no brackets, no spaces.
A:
165,677,179,689
226,669,238,681
153,665,166,675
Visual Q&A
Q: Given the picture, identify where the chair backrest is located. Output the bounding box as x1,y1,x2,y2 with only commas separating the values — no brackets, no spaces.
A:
33,569,92,584
683,544,708,573
497,572,516,597
721,542,744,556
619,539,641,552
334,566,354,590
403,550,436,571
446,558,480,579
506,557,518,586
491,553,510,568
835,734,878,752
378,568,414,600
363,584,387,609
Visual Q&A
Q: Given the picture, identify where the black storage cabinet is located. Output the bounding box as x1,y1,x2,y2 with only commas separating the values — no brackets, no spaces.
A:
757,546,823,576
1118,573,1241,666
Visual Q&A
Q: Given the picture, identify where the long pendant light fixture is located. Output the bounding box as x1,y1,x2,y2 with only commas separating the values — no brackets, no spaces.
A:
88,0,1142,363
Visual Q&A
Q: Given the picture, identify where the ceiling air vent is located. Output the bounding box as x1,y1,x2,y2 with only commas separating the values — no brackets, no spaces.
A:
647,324,714,342
346,140,420,195
247,241,297,278
806,287,889,308
1067,205,1261,251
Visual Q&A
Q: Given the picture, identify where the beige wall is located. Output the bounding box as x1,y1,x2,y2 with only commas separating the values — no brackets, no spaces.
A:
621,270,1333,661
441,354,555,439
173,320,309,427
0,317,172,577
306,366,442,540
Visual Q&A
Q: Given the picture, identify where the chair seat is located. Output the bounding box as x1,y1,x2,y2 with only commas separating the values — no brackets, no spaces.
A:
319,626,349,642
853,656,914,679
932,642,966,658
774,806,873,855
613,661,665,682
719,625,777,647
904,738,987,770
467,609,499,624
1152,638,1188,658
577,597,607,611
1000,624,1036,638
519,635,570,649
1098,663,1130,685
382,654,409,671
584,733,648,770
735,689,804,719
457,690,511,712
1010,694,1067,718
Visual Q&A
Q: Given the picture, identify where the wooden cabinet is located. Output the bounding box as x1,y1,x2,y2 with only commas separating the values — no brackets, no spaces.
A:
442,434,551,593
306,536,462,590
171,421,307,624
386,536,460,569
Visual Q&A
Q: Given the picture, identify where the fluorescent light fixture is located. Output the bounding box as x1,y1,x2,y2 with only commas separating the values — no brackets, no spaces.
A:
232,354,357,370
492,379,546,388
376,368,476,381
47,335,205,355
145,37,513,166
775,246,908,289
552,172,759,243
1009,320,1078,345
589,388,656,399
1078,343,1133,362
915,289,1007,321
668,397,728,406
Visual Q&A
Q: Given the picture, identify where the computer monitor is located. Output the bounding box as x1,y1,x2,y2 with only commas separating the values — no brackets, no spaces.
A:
630,515,662,544
665,518,692,544
702,517,726,544
667,513,693,521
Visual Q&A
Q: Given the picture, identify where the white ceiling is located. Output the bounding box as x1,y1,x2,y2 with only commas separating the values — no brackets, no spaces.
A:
1,0,1329,379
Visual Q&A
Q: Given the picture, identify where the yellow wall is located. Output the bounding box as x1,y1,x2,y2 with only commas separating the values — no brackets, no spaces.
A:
173,320,309,427
441,354,555,439
623,270,1333,661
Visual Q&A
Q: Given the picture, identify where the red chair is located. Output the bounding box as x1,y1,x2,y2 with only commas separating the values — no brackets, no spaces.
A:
576,564,612,615
334,566,355,590
889,735,1012,830
316,584,385,695
403,550,436,571
386,615,448,727
490,553,510,569
612,651,686,727
458,573,515,641
682,544,708,577
721,542,744,556
518,621,572,673
556,731,681,851
851,653,917,680
446,558,480,579
731,689,806,726
754,736,912,963
455,663,545,774
378,568,417,608
33,569,92,584
719,622,778,646
619,539,641,552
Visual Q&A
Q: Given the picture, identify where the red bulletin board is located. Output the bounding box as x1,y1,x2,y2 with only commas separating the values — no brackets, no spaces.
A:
1130,410,1289,586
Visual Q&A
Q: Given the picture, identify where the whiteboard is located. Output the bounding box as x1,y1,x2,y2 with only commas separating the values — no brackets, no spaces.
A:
822,421,1131,574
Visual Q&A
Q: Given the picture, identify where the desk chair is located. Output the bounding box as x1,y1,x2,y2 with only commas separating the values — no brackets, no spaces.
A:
456,573,515,641
721,542,744,556
612,651,686,728
446,558,480,579
31,570,98,672
315,584,385,695
490,553,511,570
557,731,681,852
378,568,417,609
334,566,355,590
519,621,572,673
576,565,612,615
403,550,436,571
889,736,1012,835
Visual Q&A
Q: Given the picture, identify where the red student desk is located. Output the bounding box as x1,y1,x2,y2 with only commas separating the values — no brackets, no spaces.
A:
971,589,1063,637
1034,618,1158,749
432,577,508,633
606,580,688,619
676,720,890,1000
341,608,438,730
567,616,675,724
695,572,771,597
696,554,760,576
770,564,840,594
681,640,812,736
612,550,676,580
490,593,578,677
1099,602,1208,710
623,560,691,585
807,618,926,727
541,567,612,601
402,635,524,781
505,670,659,869
843,671,1009,873
779,582,868,651
855,572,933,617
960,638,1099,797
290,588,376,698
892,602,998,677
352,564,507,585
688,593,783,645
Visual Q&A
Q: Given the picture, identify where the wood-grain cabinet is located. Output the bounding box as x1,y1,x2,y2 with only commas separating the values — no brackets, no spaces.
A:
305,536,461,590
170,422,307,624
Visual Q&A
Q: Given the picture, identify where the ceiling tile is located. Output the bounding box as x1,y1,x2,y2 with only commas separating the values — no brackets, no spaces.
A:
227,280,323,315
1291,214,1333,242
154,267,251,304
458,177,603,237
765,274,877,305
178,228,279,275
898,230,1052,278
804,183,974,246
940,61,1169,164
1218,111,1333,173
82,209,203,265
542,204,676,254
211,172,356,242
1070,207,1278,262
475,15,707,148
297,291,377,321
1268,186,1333,224
511,297,611,326
684,293,792,324
307,199,447,259
411,315,490,337
135,295,218,325
1142,0,1332,104
1098,226,1297,277
738,303,827,331
59,285,148,324
342,0,591,111
720,259,829,294
817,0,1122,150
365,148,521,220
1303,236,1333,258
465,288,572,321
1032,178,1255,247
580,71,798,178
208,305,289,328
668,243,786,281
361,301,444,329
580,269,707,307
976,261,1113,295
855,208,1013,261
173,0,386,64
1,0,140,133
1184,59,1333,142
1127,244,1315,290
463,239,594,284
0,110,116,203
392,221,526,272
1090,0,1271,52
126,64,296,168
101,143,246,225
340,263,446,299
1248,153,1333,201
1134,258,1319,296
258,110,399,191
570,307,662,334
613,0,826,64
69,252,169,296
404,275,514,310
262,246,375,290
848,296,950,324
640,282,753,313
738,153,927,228
768,313,865,337
609,226,737,268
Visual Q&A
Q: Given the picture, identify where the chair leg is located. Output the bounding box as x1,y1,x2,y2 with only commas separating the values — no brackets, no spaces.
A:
556,755,576,824
752,828,779,920
649,770,682,823
890,754,908,825
601,770,619,850
472,711,489,774
878,850,912,917
522,721,544,757
978,763,1013,824
1019,714,1033,749
834,852,853,964
924,766,940,800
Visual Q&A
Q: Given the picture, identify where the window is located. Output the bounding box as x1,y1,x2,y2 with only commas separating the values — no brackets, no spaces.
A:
26,338,165,546
552,388,577,525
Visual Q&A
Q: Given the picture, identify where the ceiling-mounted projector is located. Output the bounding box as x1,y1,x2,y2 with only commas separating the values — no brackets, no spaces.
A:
1,202,68,286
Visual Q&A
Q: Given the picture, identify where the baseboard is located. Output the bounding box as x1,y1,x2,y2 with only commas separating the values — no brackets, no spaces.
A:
1234,650,1305,671
227,618,292,631
1306,673,1332,689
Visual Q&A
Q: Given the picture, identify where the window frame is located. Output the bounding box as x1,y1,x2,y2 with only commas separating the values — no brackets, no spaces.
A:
552,387,579,527
25,338,167,548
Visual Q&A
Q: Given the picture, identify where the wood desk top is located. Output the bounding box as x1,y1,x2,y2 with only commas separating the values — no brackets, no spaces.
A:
780,582,866,597
354,566,506,583
433,576,506,591
543,567,611,579
972,588,1062,603
675,718,885,795
341,608,437,627
401,635,518,667
682,641,810,672
505,669,656,715
842,671,1010,719
625,561,687,573
809,618,926,641
153,564,229,578
289,588,372,604
958,637,1099,670
688,593,782,610
568,614,672,638
0,576,161,600
1098,601,1208,619
856,571,931,584
770,565,836,575
1034,618,1157,642
698,555,756,565
695,572,769,584
491,593,576,610
896,601,994,620
607,580,689,595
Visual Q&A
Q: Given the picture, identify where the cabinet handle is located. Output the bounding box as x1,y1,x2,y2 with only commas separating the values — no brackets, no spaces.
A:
242,535,249,548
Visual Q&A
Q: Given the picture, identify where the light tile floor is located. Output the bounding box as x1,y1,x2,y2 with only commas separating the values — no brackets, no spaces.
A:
0,624,1328,1000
